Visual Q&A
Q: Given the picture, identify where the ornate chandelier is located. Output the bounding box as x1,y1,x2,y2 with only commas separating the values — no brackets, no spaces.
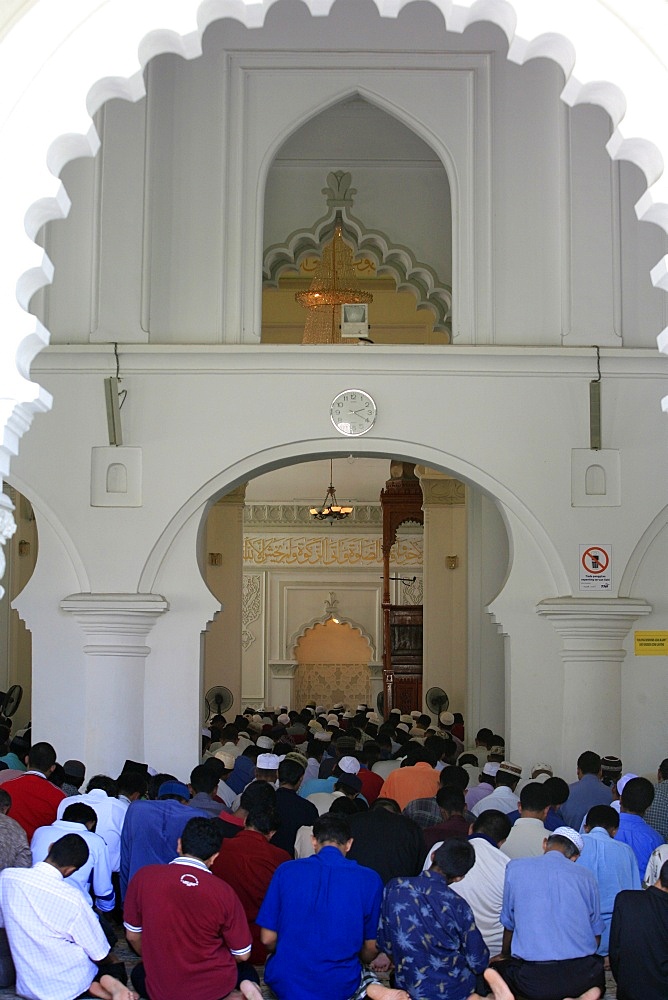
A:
296,215,372,344
309,460,354,521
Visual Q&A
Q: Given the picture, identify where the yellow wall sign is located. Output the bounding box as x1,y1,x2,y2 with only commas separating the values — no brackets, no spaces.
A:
635,631,668,656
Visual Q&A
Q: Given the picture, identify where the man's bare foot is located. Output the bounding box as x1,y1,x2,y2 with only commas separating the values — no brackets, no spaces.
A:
239,981,264,1000
91,975,139,1000
366,985,411,1000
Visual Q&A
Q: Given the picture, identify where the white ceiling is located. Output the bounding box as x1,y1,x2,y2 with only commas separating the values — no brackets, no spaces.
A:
245,455,397,503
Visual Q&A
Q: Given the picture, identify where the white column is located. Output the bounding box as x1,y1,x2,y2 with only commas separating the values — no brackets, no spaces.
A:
203,485,246,710
268,661,297,710
536,597,652,777
418,468,467,715
60,593,168,777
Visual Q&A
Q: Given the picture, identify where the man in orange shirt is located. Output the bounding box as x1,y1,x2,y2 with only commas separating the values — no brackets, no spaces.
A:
380,749,440,811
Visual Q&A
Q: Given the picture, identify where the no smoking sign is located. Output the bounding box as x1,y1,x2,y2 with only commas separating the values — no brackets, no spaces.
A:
579,544,612,591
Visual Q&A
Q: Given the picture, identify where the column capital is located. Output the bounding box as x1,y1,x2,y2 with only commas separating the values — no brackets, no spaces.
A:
536,597,652,656
215,484,247,506
60,593,169,653
415,467,465,506
268,660,298,679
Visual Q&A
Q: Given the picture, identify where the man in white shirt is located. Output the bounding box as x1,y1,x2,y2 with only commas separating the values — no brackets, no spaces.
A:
471,761,522,818
0,833,136,1000
31,802,115,914
450,810,512,955
501,783,551,859
57,775,127,873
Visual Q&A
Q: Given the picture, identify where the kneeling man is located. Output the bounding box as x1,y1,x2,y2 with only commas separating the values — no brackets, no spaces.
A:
495,826,605,1000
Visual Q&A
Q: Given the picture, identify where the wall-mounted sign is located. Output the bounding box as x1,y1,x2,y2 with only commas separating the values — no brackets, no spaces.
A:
635,631,668,656
579,544,612,591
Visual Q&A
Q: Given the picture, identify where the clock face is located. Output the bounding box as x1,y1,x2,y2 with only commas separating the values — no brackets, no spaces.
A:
330,389,377,437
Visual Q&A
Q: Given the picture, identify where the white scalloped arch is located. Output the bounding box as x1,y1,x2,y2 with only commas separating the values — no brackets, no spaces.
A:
2,0,668,474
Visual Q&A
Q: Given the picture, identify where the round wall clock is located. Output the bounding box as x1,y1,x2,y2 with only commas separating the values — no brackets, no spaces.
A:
330,389,377,437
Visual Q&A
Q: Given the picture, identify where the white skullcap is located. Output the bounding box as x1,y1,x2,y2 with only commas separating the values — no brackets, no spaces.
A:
338,755,361,775
617,773,639,796
552,826,584,853
439,711,455,726
409,727,424,737
277,713,290,725
252,714,263,724
482,762,500,777
279,705,288,712
343,710,354,719
356,704,366,712
400,714,413,725
257,736,274,750
257,753,280,770
390,708,401,716
367,713,381,725
327,719,340,728
214,750,236,769
314,731,331,742
316,706,325,715
410,710,421,719
397,723,410,733
531,762,553,777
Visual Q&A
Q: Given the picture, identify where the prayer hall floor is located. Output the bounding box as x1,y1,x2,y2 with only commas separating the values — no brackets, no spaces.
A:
0,931,619,1000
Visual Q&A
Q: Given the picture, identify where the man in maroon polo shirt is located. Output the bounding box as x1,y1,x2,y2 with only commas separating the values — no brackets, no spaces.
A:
124,817,262,1000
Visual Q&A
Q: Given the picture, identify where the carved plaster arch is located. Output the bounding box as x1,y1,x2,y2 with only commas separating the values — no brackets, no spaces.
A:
3,0,668,480
289,613,376,660
263,169,453,334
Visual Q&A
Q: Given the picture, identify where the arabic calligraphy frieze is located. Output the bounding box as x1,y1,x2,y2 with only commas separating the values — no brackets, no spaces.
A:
243,535,423,567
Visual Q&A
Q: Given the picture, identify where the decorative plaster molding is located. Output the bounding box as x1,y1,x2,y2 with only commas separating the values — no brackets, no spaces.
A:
216,484,248,505
60,593,169,644
263,171,452,334
289,613,376,660
420,478,466,505
243,535,422,567
269,661,298,679
244,503,383,530
402,576,424,605
241,574,262,651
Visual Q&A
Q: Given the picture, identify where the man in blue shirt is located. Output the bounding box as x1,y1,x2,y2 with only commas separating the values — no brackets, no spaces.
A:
377,839,489,1000
561,751,612,830
496,826,605,1000
615,776,664,875
577,804,640,955
258,813,383,1000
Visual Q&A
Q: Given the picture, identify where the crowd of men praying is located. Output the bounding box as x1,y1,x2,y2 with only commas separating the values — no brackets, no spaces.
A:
0,703,663,1000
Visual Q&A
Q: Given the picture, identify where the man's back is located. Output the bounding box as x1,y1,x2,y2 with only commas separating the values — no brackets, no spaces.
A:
6,773,65,840
271,787,318,855
257,847,383,1000
577,827,640,955
615,812,664,876
0,862,108,1000
347,807,426,883
124,858,251,1000
561,774,611,830
501,851,603,961
31,820,115,912
57,789,127,871
119,798,210,897
610,887,668,1000
451,836,509,954
381,762,439,810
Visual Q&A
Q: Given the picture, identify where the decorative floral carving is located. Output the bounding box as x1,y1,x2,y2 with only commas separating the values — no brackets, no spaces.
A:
241,574,262,651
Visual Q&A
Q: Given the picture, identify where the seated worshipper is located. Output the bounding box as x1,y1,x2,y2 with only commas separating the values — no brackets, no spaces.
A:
471,761,522,817
116,769,148,808
644,841,668,886
307,770,364,815
577,804,640,957
271,757,318,856
377,839,489,1000
609,857,668,1000
643,756,668,842
0,787,31,870
467,763,498,811
230,752,280,811
348,797,426,883
500,782,551,859
0,833,135,1000
542,775,571,831
257,813,384,1000
187,764,226,817
58,774,129,875
6,741,65,839
449,810,512,956
424,787,470,850
212,806,290,964
217,780,278,840
600,755,623,790
205,751,237,809
403,794,442,830
615,775,664,875
494,827,605,1000
358,743,384,804
560,751,613,830
61,759,86,798
0,730,27,773
31,803,115,915
119,779,210,898
124,817,262,1000
225,745,260,795
438,711,465,756
380,747,440,810
316,735,357,780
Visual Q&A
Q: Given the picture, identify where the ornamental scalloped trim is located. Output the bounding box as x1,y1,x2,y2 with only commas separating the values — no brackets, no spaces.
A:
263,170,452,335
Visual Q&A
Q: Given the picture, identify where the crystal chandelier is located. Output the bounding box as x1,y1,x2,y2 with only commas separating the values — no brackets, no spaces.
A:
309,460,354,521
296,214,373,344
